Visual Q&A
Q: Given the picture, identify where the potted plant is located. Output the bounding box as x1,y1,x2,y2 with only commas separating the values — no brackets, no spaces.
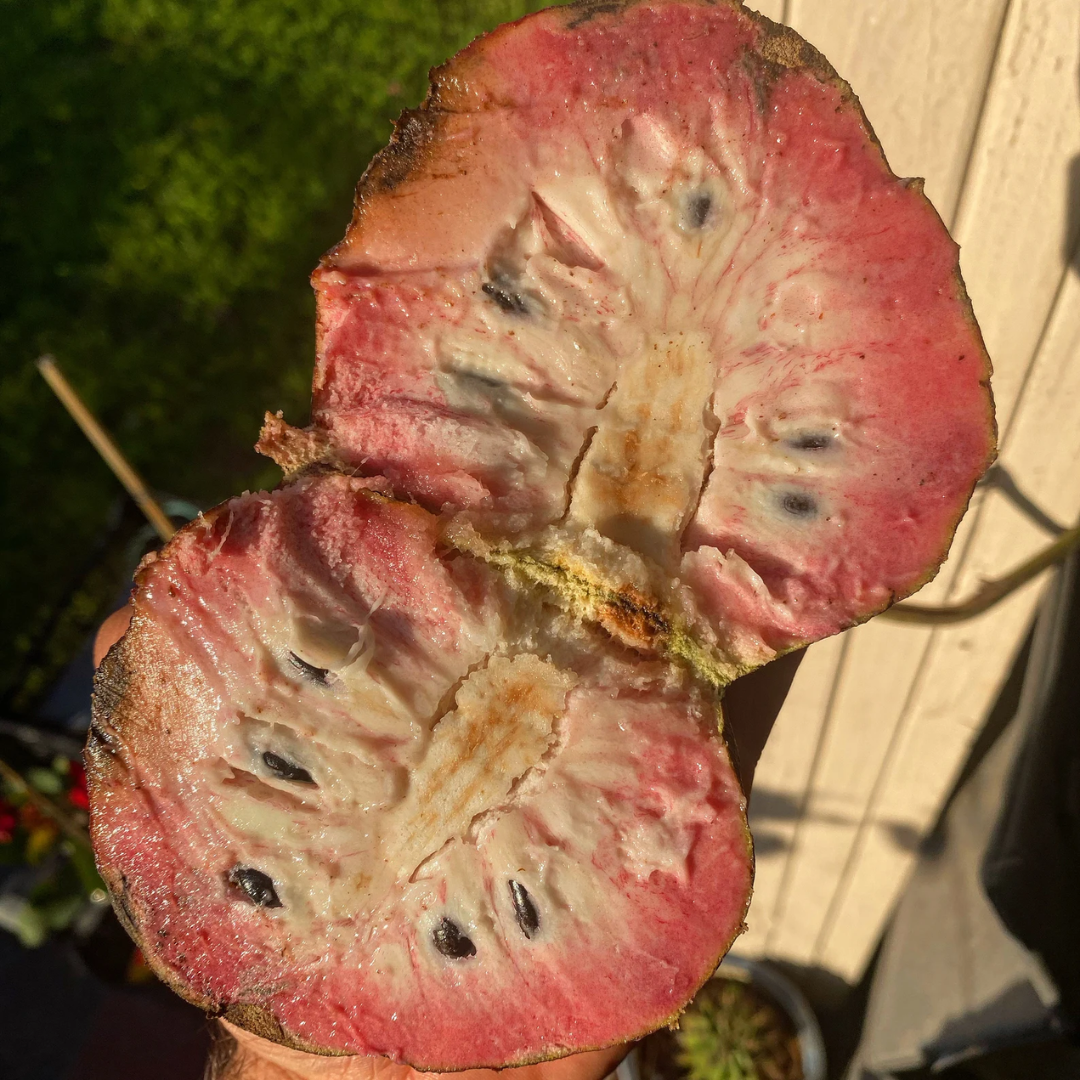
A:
622,956,826,1080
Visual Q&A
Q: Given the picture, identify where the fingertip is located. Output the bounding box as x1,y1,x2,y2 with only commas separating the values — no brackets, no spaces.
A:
94,605,133,667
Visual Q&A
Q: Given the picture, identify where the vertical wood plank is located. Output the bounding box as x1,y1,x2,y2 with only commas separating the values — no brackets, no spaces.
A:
816,584,1042,979
952,0,1080,433
785,0,1008,220
764,619,931,964
816,269,1080,978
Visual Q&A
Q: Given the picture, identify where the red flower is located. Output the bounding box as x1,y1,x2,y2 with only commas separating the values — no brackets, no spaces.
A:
0,801,17,844
67,760,89,811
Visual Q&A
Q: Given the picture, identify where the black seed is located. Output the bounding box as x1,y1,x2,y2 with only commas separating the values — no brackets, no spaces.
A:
786,432,833,451
685,190,713,230
508,880,540,938
262,751,314,785
482,280,530,315
432,916,476,959
780,491,818,518
229,867,282,908
454,368,503,390
288,652,330,685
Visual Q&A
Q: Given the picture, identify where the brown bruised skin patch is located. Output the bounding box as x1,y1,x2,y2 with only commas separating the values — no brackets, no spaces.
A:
222,1003,291,1045
362,109,445,195
87,649,127,768
256,413,333,477
599,586,672,650
92,644,129,715
218,1003,351,1058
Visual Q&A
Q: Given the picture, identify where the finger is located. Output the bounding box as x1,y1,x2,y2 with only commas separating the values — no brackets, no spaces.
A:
220,1022,627,1080
93,604,132,667
221,1020,405,1079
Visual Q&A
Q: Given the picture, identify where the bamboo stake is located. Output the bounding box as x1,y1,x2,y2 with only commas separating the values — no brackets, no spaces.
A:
882,521,1080,625
36,355,175,543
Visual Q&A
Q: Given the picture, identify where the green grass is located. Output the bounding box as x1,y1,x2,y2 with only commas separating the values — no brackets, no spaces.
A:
0,0,545,710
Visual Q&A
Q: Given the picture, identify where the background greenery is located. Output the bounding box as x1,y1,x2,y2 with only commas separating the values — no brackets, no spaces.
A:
1,0,545,712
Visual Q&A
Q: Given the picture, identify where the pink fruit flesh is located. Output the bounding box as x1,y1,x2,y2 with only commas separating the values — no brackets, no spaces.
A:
89,0,996,1068
89,475,750,1066
301,0,993,665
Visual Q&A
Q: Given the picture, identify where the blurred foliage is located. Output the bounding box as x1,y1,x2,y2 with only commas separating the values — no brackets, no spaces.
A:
0,750,101,949
0,0,545,709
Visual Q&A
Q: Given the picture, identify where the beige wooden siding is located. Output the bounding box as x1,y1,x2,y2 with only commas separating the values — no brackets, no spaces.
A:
740,0,1080,982
749,0,786,22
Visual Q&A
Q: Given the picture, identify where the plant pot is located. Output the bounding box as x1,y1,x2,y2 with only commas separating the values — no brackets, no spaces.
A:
618,955,826,1080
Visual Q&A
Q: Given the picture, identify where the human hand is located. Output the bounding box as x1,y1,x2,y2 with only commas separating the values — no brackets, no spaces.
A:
93,610,802,1080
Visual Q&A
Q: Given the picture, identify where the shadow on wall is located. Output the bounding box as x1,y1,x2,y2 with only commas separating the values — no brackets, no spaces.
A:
749,789,926,857
1069,150,1080,273
748,603,1035,862
1068,59,1080,273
